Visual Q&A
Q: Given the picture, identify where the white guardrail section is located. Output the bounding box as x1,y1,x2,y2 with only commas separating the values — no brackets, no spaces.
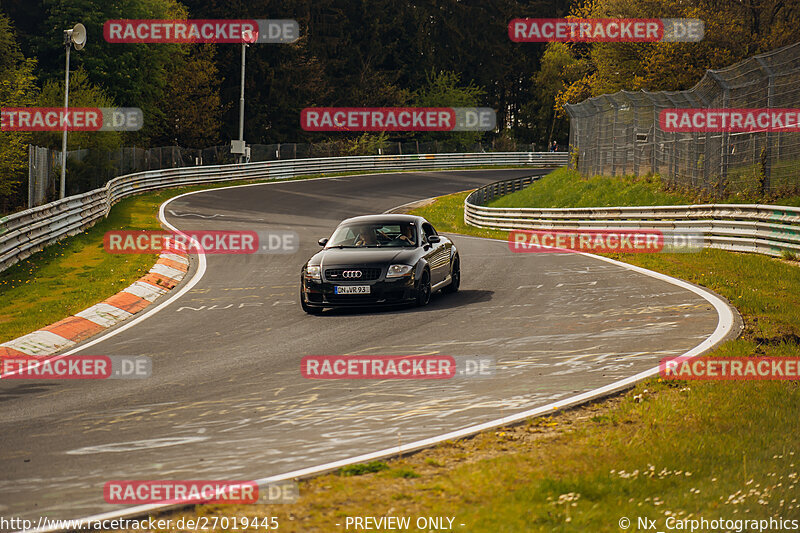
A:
464,174,800,257
0,152,569,273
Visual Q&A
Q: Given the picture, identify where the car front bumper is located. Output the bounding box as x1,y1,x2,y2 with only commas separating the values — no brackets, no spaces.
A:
301,275,417,308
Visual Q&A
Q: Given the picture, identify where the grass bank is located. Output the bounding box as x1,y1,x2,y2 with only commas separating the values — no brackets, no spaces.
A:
0,192,163,343
488,167,800,208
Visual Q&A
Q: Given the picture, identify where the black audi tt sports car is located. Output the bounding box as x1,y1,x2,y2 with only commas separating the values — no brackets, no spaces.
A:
300,214,460,313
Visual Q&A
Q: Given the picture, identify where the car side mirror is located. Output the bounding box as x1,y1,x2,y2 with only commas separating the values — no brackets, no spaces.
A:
318,238,328,246
427,235,441,243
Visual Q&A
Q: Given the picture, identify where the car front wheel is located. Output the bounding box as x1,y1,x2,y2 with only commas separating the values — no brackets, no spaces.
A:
301,289,323,315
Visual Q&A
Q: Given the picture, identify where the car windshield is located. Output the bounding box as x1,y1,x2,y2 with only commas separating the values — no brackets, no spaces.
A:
327,222,418,248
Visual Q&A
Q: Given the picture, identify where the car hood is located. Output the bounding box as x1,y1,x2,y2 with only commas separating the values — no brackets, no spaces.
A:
308,248,417,267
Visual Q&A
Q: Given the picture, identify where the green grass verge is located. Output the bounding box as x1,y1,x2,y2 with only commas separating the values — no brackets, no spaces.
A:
339,461,390,477
0,193,163,343
488,167,800,208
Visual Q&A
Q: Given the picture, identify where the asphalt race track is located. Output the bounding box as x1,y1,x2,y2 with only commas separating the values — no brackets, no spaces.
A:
0,169,734,525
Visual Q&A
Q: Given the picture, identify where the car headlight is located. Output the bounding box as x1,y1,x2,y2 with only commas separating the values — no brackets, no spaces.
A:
386,264,413,278
305,265,321,281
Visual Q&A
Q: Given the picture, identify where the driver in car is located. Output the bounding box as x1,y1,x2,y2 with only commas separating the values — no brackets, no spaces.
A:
395,224,416,245
354,227,377,247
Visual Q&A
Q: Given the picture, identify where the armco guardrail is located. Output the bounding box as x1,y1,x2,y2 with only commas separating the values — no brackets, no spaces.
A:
0,152,568,273
465,175,800,257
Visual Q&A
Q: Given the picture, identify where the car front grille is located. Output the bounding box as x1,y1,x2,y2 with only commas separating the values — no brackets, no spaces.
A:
324,267,382,282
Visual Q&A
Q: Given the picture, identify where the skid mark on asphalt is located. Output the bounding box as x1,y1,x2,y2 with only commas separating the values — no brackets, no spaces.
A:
66,436,209,455
41,343,683,443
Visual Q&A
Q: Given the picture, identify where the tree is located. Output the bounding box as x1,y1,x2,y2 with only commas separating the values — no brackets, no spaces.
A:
180,0,334,143
412,70,487,150
180,0,569,145
23,0,197,145
155,45,223,148
520,42,588,147
34,68,123,195
555,0,800,104
0,12,39,208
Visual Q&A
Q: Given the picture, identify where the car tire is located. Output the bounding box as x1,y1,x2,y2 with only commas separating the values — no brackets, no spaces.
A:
416,269,431,307
442,255,460,294
301,290,323,315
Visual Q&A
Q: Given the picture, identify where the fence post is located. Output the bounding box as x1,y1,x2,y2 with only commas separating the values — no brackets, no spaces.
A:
565,104,576,170
756,57,774,194
707,72,730,191
591,100,603,175
687,90,708,190
664,93,682,187
606,96,619,176
631,96,639,176
651,105,657,175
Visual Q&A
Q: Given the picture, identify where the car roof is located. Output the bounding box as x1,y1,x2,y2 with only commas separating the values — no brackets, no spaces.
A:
337,214,428,226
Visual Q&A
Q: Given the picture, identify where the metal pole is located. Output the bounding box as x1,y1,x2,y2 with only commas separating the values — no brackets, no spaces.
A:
28,144,34,208
60,43,70,199
756,57,774,194
632,99,639,176
238,42,246,163
610,100,618,176
651,105,657,174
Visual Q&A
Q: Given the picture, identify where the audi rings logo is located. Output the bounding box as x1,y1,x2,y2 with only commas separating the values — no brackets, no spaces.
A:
342,270,363,279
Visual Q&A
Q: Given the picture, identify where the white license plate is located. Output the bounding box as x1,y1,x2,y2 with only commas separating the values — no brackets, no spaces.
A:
335,285,371,295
